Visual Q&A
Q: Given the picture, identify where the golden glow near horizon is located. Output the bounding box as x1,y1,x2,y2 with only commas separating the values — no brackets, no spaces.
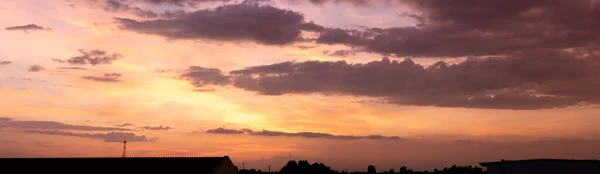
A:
2,0,600,171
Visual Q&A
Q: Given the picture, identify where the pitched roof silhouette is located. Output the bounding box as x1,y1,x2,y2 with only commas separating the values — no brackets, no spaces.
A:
480,159,600,166
0,156,236,174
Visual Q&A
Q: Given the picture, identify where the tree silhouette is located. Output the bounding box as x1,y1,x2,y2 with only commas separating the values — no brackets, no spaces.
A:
280,160,299,174
368,165,377,174
240,160,484,174
400,166,408,174
298,160,311,173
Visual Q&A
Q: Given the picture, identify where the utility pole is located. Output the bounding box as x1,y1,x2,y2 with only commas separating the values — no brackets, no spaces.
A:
268,165,271,172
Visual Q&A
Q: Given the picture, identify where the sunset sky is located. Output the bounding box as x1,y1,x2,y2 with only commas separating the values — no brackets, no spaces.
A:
2,0,600,171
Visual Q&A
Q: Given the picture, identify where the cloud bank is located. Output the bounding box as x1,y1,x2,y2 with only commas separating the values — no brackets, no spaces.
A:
0,117,130,131
115,3,324,45
205,127,402,140
23,130,156,143
181,49,600,110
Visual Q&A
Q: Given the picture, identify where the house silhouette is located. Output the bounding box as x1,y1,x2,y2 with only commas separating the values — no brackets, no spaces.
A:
480,159,600,174
0,156,238,174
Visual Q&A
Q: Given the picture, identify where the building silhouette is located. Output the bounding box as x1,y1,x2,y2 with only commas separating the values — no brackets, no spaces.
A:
0,156,238,174
480,159,600,174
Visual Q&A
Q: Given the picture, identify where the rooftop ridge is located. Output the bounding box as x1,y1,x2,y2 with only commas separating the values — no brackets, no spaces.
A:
480,159,600,165
0,156,229,159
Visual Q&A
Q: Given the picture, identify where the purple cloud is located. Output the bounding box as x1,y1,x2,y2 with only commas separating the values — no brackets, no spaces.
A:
205,127,402,140
23,130,156,143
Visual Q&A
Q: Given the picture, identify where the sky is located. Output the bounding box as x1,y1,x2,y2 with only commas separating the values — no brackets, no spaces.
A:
1,0,600,171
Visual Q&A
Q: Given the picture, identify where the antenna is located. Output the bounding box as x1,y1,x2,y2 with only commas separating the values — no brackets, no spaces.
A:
122,141,127,158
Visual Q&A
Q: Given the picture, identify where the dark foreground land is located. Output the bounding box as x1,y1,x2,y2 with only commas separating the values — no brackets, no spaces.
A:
2,157,599,174
240,160,484,174
0,157,481,174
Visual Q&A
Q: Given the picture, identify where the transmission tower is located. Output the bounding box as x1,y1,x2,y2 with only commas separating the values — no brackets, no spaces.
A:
122,141,127,158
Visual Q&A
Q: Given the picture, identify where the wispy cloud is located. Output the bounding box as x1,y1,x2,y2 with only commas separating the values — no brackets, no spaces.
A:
0,61,11,65
23,130,156,143
206,127,245,134
0,117,130,131
94,0,186,19
327,50,356,57
5,24,52,32
27,64,45,72
205,127,403,140
81,76,121,82
104,73,121,77
81,73,123,83
51,84,81,88
141,125,172,131
57,67,88,70
115,123,134,127
52,49,122,66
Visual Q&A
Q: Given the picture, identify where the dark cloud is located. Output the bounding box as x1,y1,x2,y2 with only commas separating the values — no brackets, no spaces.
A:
178,48,600,110
141,125,172,131
136,0,267,7
107,0,600,59
23,130,156,143
0,61,11,65
115,3,323,45
81,72,123,83
328,50,356,57
205,127,402,140
179,66,231,89
0,117,130,131
289,0,378,6
206,127,245,134
27,65,45,72
115,123,134,127
315,0,600,57
81,75,122,83
52,49,122,65
57,67,88,70
149,0,600,110
135,0,372,7
5,24,52,32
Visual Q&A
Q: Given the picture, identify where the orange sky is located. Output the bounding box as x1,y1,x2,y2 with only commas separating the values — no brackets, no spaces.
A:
1,0,600,171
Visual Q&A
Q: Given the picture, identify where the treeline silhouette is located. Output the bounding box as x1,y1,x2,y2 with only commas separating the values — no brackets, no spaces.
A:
237,160,484,174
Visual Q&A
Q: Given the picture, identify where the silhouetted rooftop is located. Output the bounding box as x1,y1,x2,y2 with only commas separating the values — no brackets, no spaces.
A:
0,156,229,159
0,156,235,174
480,159,600,166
